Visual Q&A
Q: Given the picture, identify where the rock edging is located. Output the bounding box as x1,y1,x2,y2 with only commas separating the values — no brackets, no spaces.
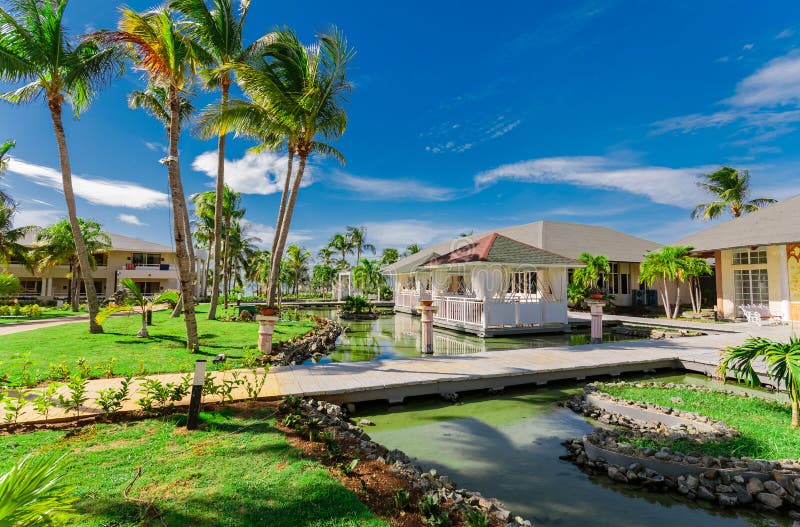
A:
268,318,343,366
562,383,800,519
293,397,533,527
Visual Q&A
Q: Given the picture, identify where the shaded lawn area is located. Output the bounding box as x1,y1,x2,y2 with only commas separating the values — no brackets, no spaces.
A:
0,304,316,386
601,384,800,460
0,308,86,324
0,407,387,527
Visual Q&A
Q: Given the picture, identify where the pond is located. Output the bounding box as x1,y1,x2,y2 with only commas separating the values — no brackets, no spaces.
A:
354,374,789,527
303,309,641,364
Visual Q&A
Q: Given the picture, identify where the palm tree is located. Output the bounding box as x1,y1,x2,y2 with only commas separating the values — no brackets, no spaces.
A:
317,246,335,267
0,453,75,526
352,258,384,296
238,28,354,306
346,225,375,264
639,245,692,319
35,219,111,311
0,273,20,296
683,256,713,314
246,249,270,296
171,0,254,320
328,233,354,269
0,203,34,271
311,264,336,296
0,0,124,333
285,244,311,298
380,248,399,266
404,243,421,256
573,252,610,290
0,140,15,203
97,278,178,338
719,336,800,428
99,7,210,351
691,167,776,221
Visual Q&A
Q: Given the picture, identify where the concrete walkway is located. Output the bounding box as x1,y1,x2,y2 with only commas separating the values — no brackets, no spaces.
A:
0,314,92,336
4,319,794,427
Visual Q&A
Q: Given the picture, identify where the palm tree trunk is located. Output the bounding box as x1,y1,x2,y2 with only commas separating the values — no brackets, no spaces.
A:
138,308,149,338
266,150,294,306
688,277,697,314
267,154,309,305
672,279,682,319
48,100,102,333
208,79,231,320
166,85,199,351
697,281,703,312
203,249,211,298
223,214,231,309
661,279,671,318
792,384,799,429
71,264,80,312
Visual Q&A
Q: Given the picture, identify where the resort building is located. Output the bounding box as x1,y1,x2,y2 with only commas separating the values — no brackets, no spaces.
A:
385,221,667,321
7,232,179,302
674,195,800,322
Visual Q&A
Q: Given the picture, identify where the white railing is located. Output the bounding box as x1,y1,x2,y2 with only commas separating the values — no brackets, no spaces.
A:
433,296,484,327
396,290,420,309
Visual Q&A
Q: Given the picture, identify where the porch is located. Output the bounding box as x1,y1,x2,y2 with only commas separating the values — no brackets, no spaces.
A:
431,295,570,337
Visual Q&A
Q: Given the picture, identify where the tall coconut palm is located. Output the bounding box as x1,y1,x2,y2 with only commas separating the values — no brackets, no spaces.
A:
246,249,270,296
640,245,692,319
328,233,354,269
346,225,375,265
0,202,34,271
691,167,776,221
35,218,110,311
0,0,124,333
352,258,384,296
171,0,255,320
239,28,353,306
317,246,335,267
285,244,311,298
380,248,399,266
719,337,800,428
99,7,210,351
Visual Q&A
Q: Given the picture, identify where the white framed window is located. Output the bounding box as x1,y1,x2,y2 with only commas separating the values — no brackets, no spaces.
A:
732,249,767,265
608,263,630,295
734,269,769,306
508,271,537,294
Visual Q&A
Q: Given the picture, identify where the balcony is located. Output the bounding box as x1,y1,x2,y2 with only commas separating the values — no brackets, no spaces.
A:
118,264,177,280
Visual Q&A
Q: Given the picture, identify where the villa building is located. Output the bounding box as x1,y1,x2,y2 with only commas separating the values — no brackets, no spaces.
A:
674,195,800,322
385,221,668,322
7,232,179,302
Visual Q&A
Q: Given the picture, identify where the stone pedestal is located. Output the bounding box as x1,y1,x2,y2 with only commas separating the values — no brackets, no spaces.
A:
256,315,280,353
417,305,438,354
586,299,605,344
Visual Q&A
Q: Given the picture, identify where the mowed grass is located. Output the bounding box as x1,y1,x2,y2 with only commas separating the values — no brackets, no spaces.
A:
0,304,316,385
601,384,800,460
0,407,387,527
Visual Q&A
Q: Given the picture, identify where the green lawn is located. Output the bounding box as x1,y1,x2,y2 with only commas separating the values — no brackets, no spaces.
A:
0,307,85,324
0,304,316,386
601,383,800,459
0,407,387,527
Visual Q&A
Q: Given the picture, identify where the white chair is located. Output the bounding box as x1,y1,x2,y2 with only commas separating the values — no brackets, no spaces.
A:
739,305,762,325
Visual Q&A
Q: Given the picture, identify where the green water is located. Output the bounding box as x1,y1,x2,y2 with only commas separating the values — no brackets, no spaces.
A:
355,375,789,527
304,310,637,364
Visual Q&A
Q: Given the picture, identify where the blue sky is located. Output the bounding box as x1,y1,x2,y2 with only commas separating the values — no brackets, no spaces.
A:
3,0,800,255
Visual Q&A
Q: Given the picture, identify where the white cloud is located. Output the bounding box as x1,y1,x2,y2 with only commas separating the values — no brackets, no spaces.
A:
776,28,793,39
742,43,755,51
7,158,169,209
473,156,715,207
240,220,313,250
191,151,313,195
144,141,167,153
361,219,472,249
12,206,62,228
118,213,146,226
715,56,730,63
423,114,522,154
328,172,458,201
726,51,800,107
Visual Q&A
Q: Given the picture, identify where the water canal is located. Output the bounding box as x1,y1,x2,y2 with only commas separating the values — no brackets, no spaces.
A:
298,309,787,526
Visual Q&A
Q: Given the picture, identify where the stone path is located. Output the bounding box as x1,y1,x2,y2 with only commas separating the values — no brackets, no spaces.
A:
4,319,793,427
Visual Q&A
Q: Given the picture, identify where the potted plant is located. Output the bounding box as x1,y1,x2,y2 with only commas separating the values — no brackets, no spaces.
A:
587,287,604,300
257,304,278,316
419,299,433,307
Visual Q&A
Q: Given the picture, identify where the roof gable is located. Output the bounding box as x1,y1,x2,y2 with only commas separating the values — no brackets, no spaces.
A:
424,233,579,267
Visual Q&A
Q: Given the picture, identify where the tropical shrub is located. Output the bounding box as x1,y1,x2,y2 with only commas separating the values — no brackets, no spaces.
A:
57,376,88,417
341,295,372,315
96,376,132,417
32,383,61,423
464,510,489,527
0,454,75,526
393,488,410,511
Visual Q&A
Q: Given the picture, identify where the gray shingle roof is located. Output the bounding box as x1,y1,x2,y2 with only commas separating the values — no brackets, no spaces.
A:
384,220,660,274
673,194,800,251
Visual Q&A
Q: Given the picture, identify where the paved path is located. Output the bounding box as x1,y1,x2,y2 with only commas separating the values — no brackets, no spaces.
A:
0,314,92,336
5,319,793,427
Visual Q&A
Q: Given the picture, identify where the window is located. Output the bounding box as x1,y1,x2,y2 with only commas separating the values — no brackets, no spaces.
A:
608,263,631,295
79,281,105,295
134,282,161,294
508,271,537,295
132,253,161,266
19,280,42,294
93,253,107,266
734,269,769,306
732,249,767,265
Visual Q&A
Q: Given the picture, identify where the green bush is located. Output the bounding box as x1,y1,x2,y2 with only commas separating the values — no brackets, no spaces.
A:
341,295,372,315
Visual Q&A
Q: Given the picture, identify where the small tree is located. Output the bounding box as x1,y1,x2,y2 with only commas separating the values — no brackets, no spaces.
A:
639,246,692,319
683,257,712,314
352,258,384,297
719,337,800,428
97,279,178,337
573,253,610,290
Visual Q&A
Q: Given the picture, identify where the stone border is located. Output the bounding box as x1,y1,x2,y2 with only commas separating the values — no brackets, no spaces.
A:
295,398,532,527
563,383,800,518
268,318,343,366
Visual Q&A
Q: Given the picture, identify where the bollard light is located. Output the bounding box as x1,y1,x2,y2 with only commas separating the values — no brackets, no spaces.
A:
186,360,206,430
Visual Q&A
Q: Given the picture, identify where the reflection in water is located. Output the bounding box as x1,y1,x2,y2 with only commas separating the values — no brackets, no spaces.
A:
356,379,788,527
305,310,640,364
